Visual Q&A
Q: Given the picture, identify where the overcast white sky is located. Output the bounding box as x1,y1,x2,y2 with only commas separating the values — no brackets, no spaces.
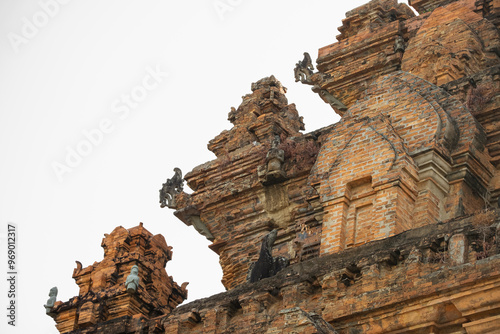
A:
0,1,413,332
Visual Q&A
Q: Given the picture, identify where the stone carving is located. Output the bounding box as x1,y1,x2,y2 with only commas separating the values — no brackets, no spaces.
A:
312,86,347,112
294,52,314,84
394,35,405,53
159,168,183,209
44,286,58,314
248,229,289,283
294,52,348,114
258,135,287,185
125,265,140,293
299,309,338,334
266,136,286,175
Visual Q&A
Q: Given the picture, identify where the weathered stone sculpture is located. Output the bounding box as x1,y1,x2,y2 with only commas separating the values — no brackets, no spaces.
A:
293,51,349,113
294,52,314,84
159,167,183,208
394,35,405,53
259,135,287,185
44,286,58,314
125,265,140,293
248,229,289,283
267,136,284,172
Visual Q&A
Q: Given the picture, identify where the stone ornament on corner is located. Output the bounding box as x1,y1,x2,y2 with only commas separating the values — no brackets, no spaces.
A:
159,167,184,209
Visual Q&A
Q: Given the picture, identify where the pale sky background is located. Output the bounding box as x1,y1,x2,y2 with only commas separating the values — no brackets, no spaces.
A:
0,1,414,332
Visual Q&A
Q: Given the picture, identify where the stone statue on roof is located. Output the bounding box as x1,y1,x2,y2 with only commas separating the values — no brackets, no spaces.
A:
44,286,58,314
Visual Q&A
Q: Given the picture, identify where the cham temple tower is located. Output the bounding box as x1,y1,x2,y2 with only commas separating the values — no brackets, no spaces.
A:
47,0,500,333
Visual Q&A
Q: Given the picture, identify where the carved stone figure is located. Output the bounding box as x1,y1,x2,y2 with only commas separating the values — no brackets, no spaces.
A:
159,168,183,209
125,265,140,293
248,229,289,283
44,286,58,314
294,52,314,84
267,136,285,172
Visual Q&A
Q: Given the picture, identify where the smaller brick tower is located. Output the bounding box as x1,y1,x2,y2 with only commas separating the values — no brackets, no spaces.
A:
48,223,188,333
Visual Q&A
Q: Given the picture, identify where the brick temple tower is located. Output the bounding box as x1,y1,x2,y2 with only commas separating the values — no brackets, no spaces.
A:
48,0,500,333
